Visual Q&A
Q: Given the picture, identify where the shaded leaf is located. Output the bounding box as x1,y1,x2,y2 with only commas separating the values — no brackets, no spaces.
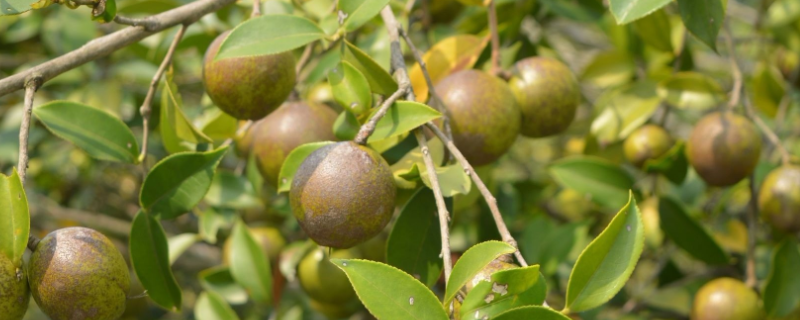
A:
610,0,672,24
677,0,727,51
160,72,212,154
332,259,448,320
460,266,547,319
196,291,241,320
334,110,360,141
521,217,588,277
632,9,673,52
749,62,787,117
387,188,447,288
763,238,800,317
199,266,248,305
564,191,644,313
642,140,689,185
658,196,729,265
338,0,390,32
343,41,398,95
581,51,635,87
329,61,373,115
204,171,261,210
130,211,182,310
200,108,238,142
277,141,335,192
140,147,228,219
549,156,635,209
215,14,325,60
367,101,441,143
409,35,490,102
34,100,138,163
229,220,272,303
445,241,516,305
657,72,725,110
0,169,28,266
494,305,571,320
590,81,661,145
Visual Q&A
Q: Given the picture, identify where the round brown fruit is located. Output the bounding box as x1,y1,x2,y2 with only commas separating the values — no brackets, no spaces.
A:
464,258,518,292
758,165,800,233
508,57,580,138
234,120,261,159
624,124,674,168
435,70,521,166
28,227,130,320
203,31,296,120
0,254,29,320
290,141,396,248
691,277,764,320
298,248,358,304
223,226,287,263
252,101,338,186
687,112,761,187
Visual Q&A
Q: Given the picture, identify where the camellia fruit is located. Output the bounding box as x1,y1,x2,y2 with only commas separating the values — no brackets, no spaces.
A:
624,124,674,168
691,277,764,320
687,112,761,187
758,165,800,233
298,248,358,304
508,57,580,138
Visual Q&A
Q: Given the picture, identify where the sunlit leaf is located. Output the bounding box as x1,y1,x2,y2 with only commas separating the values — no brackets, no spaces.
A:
160,72,212,154
749,62,787,117
590,81,661,145
581,51,635,87
460,266,547,319
329,61,372,115
657,72,725,110
494,305,571,320
1,0,40,15
409,35,490,102
195,291,241,320
367,101,441,143
229,220,272,304
632,9,673,52
549,156,635,209
444,241,516,305
0,169,28,266
167,233,198,265
609,0,672,24
215,15,325,60
343,41,398,95
338,0,390,32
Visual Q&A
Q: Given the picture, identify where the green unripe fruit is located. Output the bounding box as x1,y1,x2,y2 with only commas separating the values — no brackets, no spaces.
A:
203,31,296,120
252,102,338,186
298,248,358,304
290,141,396,248
28,227,130,320
691,278,764,320
623,124,674,168
223,227,287,263
464,258,518,292
509,57,580,138
436,70,521,166
0,254,29,320
687,112,761,187
309,297,361,319
758,165,800,233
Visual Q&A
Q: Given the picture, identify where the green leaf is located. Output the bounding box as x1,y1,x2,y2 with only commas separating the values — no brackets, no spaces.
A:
564,191,644,313
460,266,547,319
229,220,272,304
0,169,28,266
160,72,212,154
198,208,229,244
130,211,182,311
331,259,448,320
334,110,360,141
215,14,325,60
386,188,447,288
343,41,398,95
329,61,373,115
494,306,572,320
33,100,139,163
549,156,635,210
167,233,198,265
632,9,673,52
764,238,800,317
419,163,471,197
277,141,335,192
279,241,316,282
140,147,228,219
580,51,635,88
367,101,441,143
521,217,588,277
199,266,248,305
609,0,672,24
767,0,800,27
749,62,787,118
390,138,445,189
590,81,661,145
338,0,390,32
200,109,238,142
657,72,725,110
677,0,727,51
642,140,689,185
1,0,40,15
444,241,516,305
204,171,261,210
195,291,241,320
658,196,729,265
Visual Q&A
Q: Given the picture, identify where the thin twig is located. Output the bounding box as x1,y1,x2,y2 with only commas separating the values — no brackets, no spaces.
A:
745,174,759,290
426,123,528,267
398,26,454,161
724,24,743,111
251,0,261,18
18,75,42,185
414,129,452,283
353,84,408,145
487,0,500,76
139,24,188,168
0,0,236,97
295,41,316,76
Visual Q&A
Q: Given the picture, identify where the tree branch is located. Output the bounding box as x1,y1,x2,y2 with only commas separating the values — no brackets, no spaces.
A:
0,0,236,97
426,123,528,267
414,129,452,283
113,15,159,30
139,24,188,168
354,84,409,145
488,0,500,76
18,75,42,185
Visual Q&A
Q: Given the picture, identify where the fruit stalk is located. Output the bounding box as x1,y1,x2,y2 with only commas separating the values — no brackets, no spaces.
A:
251,0,261,18
488,0,500,76
426,123,529,267
723,24,744,111
138,23,188,168
0,0,237,97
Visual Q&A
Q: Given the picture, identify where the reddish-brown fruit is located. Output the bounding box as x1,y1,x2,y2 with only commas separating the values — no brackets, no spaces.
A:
290,141,396,248
251,102,338,186
509,57,580,138
687,112,761,187
758,165,800,233
691,278,764,320
435,70,521,166
203,31,296,120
